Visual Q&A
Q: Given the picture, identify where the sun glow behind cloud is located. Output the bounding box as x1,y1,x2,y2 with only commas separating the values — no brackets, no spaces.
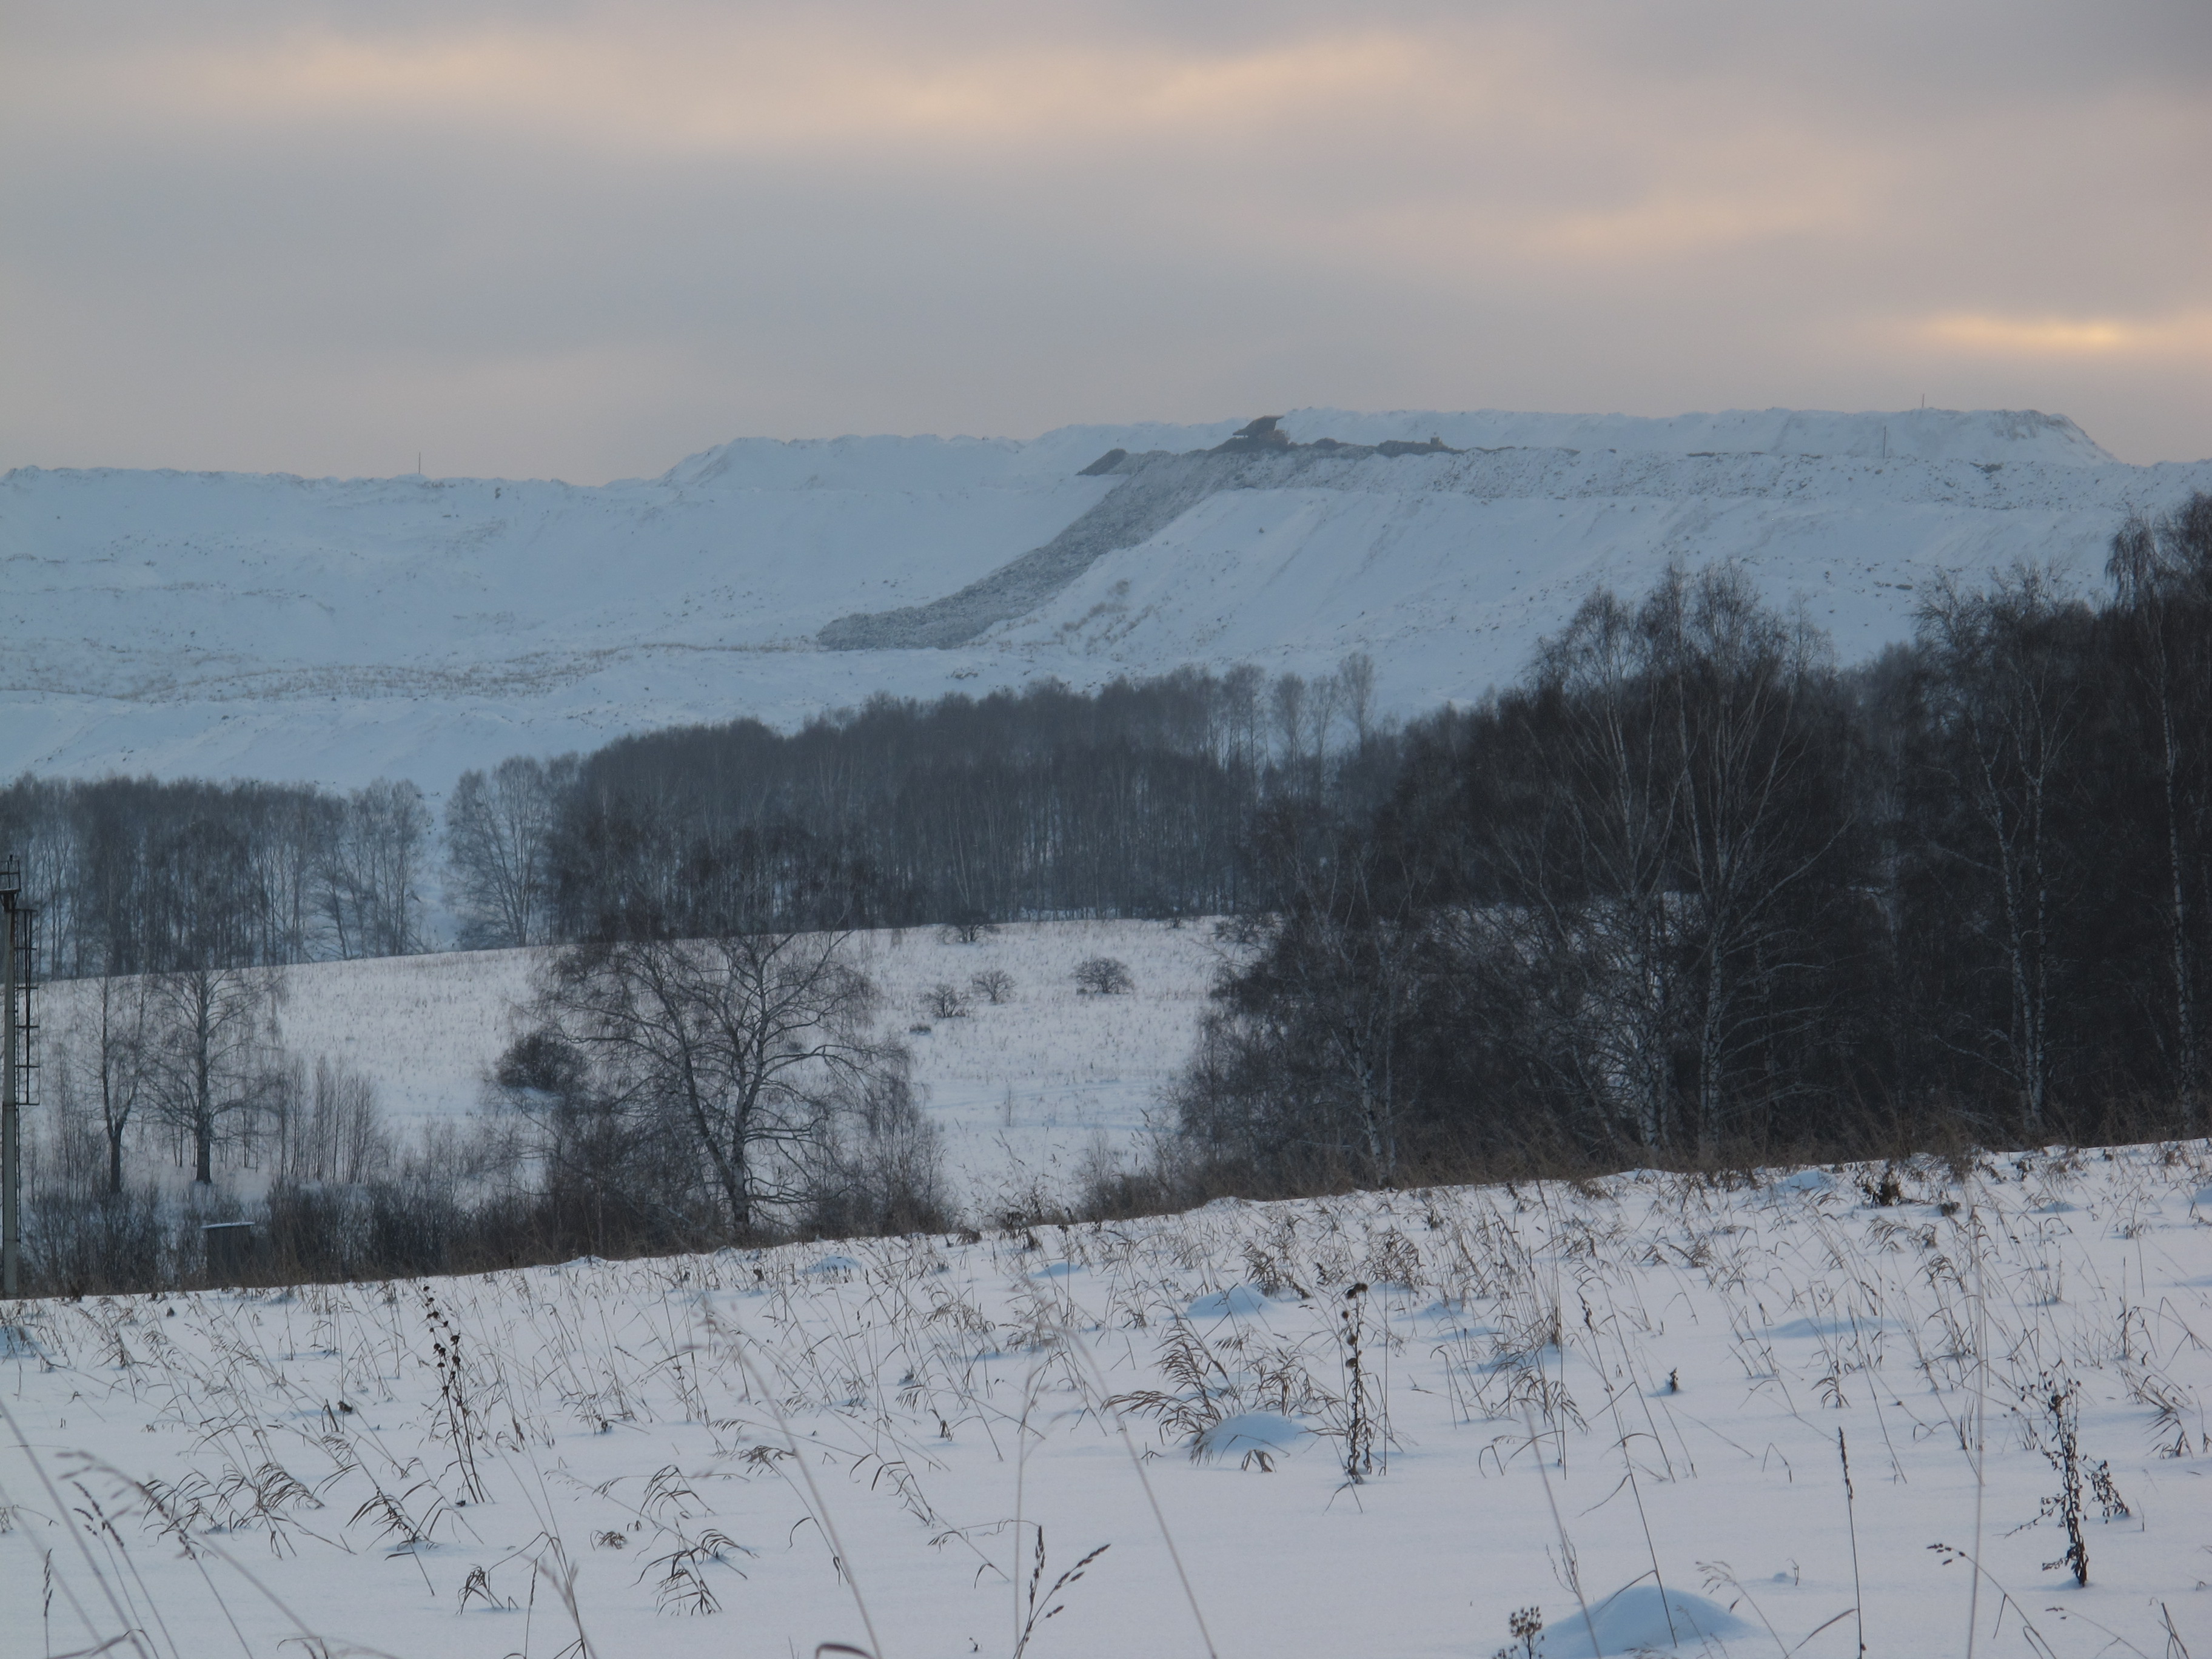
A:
1920,312,2212,359
2,1,2208,476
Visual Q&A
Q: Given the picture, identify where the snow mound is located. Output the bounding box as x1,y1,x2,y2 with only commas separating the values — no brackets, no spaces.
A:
1766,1315,1883,1341
1769,1168,1834,1195
1549,1585,1757,1657
1191,1412,1309,1461
1186,1284,1270,1319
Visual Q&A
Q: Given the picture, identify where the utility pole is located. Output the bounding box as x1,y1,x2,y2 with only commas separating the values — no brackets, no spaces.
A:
1,856,31,1300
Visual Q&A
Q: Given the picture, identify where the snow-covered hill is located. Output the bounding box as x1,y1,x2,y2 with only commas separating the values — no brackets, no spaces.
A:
7,406,2208,797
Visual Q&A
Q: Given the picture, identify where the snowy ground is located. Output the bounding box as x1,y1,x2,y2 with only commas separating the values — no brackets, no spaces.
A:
41,919,1228,1208
3,1144,2208,1657
10,405,2211,801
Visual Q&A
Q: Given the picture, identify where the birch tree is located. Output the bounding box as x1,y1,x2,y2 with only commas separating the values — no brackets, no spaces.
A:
1918,569,2092,1134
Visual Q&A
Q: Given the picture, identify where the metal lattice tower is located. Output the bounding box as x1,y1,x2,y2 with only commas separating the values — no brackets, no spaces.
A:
1,855,35,1299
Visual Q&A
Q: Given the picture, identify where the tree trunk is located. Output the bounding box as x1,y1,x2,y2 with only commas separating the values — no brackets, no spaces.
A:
194,1015,214,1185
1696,965,1726,1162
2157,691,2200,1119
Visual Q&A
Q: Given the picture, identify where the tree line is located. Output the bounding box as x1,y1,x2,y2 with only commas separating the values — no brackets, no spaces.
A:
0,776,431,977
1,661,1383,974
1168,495,2212,1193
515,660,1381,943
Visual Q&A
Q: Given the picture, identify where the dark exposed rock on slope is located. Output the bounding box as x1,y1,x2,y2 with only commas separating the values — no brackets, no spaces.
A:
816,418,1463,651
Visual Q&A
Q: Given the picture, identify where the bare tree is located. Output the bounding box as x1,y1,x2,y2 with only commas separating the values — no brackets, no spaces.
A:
803,1064,951,1238
320,780,432,957
535,931,902,1240
1221,663,1267,773
1232,838,1426,1181
937,910,997,945
1271,674,1308,773
1919,568,2093,1134
1074,957,1134,995
1651,566,1851,1156
970,967,1016,1004
1517,586,1689,1150
489,1025,697,1251
1339,652,1378,751
269,1056,391,1185
79,974,155,1194
1309,671,1344,765
2108,497,2212,1124
146,965,284,1185
42,1041,106,1200
446,756,574,949
1481,566,1856,1156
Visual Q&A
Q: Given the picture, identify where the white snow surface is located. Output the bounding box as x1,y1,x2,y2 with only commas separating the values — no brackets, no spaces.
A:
8,406,2209,799
4,1139,2208,1657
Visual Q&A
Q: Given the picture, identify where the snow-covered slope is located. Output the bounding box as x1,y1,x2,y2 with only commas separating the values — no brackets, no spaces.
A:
40,918,1222,1209
3,1141,2207,1657
5,406,2205,796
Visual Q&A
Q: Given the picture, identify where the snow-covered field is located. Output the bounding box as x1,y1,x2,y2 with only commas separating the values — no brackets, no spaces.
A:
41,919,1227,1206
10,405,2211,799
14,406,2212,1656
4,1144,2208,1657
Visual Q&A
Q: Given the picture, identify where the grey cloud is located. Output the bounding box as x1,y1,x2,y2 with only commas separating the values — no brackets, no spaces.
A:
2,1,2207,478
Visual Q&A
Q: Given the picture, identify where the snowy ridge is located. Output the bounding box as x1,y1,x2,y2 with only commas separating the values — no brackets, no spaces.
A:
661,404,2121,485
3,406,2202,797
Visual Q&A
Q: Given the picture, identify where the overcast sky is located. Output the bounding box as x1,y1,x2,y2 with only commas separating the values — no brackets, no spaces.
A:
5,1,2209,479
